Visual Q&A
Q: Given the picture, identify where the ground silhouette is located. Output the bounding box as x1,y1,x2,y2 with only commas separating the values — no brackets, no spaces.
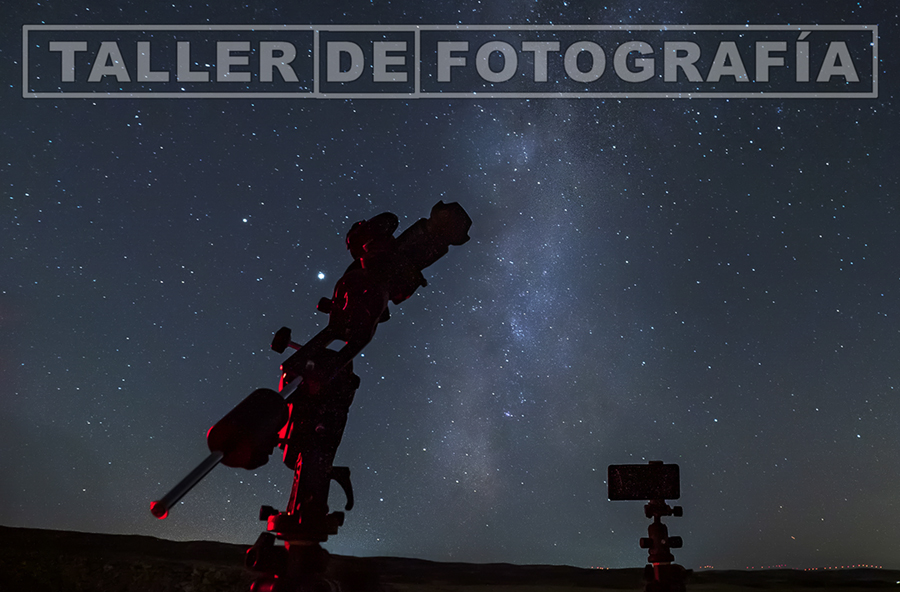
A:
1,526,895,592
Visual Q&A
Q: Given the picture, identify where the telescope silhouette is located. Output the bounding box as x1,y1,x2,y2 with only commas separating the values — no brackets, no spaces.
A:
150,201,472,591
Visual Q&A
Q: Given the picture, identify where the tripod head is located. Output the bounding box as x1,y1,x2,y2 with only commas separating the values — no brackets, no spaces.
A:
640,499,683,565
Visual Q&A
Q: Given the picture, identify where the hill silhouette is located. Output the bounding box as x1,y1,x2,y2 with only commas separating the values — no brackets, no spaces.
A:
1,525,896,591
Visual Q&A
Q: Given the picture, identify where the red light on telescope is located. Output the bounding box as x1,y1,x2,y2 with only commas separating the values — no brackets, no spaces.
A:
150,501,168,520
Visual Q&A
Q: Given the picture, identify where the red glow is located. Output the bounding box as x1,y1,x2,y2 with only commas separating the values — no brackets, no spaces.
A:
150,501,168,520
250,576,278,592
278,403,292,441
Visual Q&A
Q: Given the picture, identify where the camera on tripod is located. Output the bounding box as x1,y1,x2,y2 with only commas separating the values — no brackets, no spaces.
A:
608,461,687,592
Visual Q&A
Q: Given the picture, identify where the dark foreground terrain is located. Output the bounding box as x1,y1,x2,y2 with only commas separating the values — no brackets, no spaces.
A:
1,526,896,592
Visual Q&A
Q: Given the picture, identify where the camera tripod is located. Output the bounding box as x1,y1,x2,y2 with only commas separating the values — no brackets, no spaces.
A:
640,500,687,592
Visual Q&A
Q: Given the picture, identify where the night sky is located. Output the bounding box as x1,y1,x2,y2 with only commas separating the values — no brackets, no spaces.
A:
2,0,898,572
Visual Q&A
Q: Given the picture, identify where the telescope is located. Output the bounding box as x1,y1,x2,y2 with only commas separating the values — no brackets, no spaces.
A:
150,201,471,591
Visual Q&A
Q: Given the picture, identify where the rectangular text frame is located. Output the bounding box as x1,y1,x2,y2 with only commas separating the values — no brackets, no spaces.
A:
22,24,878,99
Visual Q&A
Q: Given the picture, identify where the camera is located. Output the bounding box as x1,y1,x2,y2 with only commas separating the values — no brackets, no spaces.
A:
607,462,679,501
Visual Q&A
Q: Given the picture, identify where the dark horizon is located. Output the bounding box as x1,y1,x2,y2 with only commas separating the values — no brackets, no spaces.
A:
1,524,896,575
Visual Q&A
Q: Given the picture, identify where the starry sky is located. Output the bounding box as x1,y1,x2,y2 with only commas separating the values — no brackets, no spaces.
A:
2,0,898,572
